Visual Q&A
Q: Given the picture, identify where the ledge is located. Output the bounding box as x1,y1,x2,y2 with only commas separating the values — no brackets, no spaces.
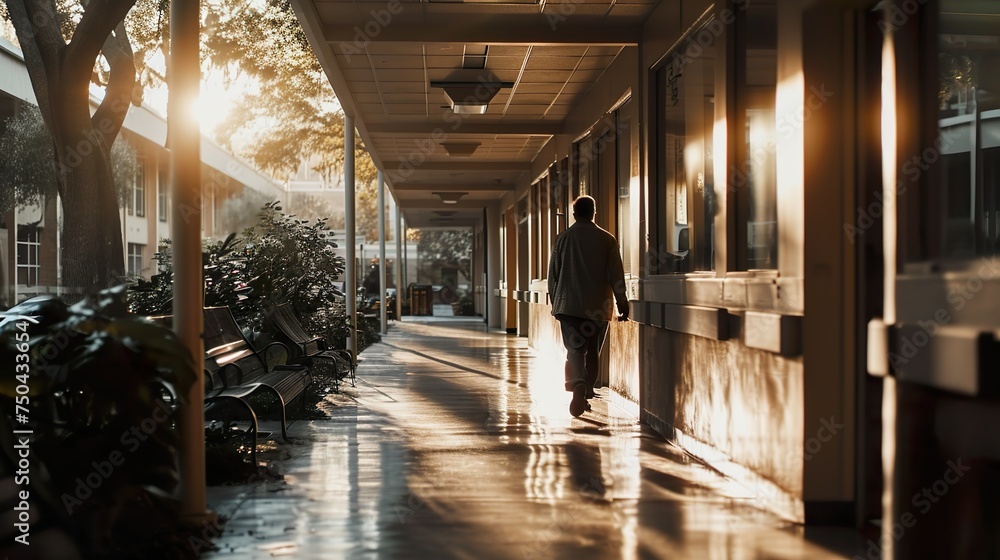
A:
888,323,999,397
742,311,802,356
640,275,803,315
633,301,729,341
509,277,804,356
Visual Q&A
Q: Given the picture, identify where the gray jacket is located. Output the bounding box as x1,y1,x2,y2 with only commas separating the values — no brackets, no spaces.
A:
547,221,627,320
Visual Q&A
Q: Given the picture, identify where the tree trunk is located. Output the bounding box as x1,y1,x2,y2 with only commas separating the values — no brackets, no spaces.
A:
6,0,137,292
56,129,125,290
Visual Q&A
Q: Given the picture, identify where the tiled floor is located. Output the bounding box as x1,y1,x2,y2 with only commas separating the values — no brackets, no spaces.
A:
204,318,868,559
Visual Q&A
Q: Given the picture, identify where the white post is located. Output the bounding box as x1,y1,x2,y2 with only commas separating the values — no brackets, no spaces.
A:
169,0,207,521
55,196,62,296
402,218,408,305
345,117,358,365
395,197,402,321
378,170,387,334
12,204,18,303
487,204,501,329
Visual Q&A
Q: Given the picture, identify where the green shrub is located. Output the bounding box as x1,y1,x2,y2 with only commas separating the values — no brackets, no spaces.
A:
129,201,381,353
0,287,197,557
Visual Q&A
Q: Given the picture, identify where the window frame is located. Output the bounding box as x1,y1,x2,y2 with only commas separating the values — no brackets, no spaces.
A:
733,0,780,271
127,242,144,277
157,166,168,222
134,157,146,218
16,227,41,286
650,8,722,276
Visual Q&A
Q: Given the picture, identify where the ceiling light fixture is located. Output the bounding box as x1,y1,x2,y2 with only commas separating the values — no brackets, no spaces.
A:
441,142,480,157
431,80,514,115
434,191,468,204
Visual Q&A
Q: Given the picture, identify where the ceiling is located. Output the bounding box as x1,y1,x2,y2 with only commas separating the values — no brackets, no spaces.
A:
292,0,656,229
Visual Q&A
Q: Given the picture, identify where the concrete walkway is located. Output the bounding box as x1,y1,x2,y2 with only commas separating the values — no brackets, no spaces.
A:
204,318,867,559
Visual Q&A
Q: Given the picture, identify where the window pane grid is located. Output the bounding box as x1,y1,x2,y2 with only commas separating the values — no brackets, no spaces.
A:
158,167,167,222
16,229,40,286
134,160,146,217
127,243,144,277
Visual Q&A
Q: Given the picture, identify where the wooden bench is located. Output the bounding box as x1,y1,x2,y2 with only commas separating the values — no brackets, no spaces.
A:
150,307,313,461
202,306,312,443
264,303,355,389
148,313,263,463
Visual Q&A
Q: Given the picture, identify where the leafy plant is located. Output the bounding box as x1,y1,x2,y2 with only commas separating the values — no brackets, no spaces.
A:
451,293,476,317
129,202,382,354
0,286,197,557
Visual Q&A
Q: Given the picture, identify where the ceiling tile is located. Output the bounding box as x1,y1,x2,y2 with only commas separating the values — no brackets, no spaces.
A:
530,46,588,57
525,57,581,71
374,68,427,82
369,56,426,69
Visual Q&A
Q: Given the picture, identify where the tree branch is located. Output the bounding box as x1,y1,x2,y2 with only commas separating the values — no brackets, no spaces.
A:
5,0,67,131
92,22,136,148
62,0,136,94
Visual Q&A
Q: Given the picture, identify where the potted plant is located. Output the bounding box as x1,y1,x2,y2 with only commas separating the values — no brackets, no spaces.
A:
0,286,197,558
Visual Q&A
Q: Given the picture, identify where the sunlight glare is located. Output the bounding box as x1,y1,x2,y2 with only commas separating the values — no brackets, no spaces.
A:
192,87,233,133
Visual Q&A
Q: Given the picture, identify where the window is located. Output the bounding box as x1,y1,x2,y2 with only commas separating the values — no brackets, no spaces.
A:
128,157,146,217
937,0,1000,257
574,134,592,199
656,14,718,273
16,227,40,286
158,166,168,222
616,103,632,274
127,243,144,277
133,158,146,217
735,0,779,269
552,158,570,235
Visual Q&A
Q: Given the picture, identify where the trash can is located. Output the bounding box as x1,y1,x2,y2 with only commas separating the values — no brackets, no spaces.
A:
409,284,432,316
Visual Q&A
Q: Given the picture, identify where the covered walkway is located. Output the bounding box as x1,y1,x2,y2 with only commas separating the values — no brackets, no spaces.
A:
205,320,865,559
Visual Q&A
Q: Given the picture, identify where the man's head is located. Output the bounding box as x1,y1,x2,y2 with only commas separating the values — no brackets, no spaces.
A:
572,196,596,222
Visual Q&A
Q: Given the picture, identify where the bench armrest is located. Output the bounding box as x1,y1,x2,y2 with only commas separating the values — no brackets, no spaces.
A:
257,341,291,371
217,362,245,386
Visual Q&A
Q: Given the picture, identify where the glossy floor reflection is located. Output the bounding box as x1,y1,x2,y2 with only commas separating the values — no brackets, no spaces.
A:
204,319,867,559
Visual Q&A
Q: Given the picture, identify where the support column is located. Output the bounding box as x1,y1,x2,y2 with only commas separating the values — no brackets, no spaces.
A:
169,0,207,521
378,170,387,334
395,197,403,321
486,203,501,329
402,218,408,298
345,117,358,364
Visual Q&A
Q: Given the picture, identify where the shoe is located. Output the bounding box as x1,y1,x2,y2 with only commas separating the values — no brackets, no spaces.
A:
569,384,588,417
586,388,596,399
585,401,592,412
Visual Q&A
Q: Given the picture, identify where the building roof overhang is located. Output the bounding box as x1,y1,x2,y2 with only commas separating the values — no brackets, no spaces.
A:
291,0,654,228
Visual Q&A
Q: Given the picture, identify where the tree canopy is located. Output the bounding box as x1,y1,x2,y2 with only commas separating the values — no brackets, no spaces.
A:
415,229,473,288
200,0,378,186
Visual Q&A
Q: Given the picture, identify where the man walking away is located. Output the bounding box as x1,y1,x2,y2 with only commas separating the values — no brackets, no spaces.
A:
547,196,629,417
